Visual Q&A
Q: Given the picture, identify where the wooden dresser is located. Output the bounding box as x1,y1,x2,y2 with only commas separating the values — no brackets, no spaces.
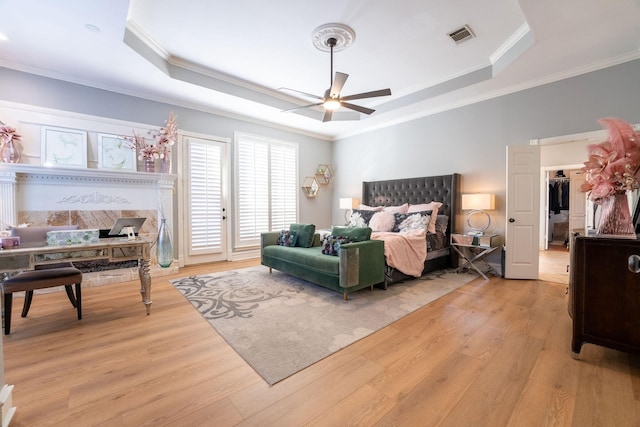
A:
569,235,640,357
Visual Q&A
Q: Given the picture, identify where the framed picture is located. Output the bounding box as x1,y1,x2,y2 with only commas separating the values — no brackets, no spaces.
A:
98,133,136,171
41,126,88,168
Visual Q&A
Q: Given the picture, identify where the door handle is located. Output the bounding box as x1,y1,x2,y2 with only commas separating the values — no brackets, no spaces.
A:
628,255,640,273
509,218,515,223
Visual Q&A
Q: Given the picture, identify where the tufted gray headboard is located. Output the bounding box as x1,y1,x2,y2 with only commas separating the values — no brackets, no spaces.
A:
361,174,460,237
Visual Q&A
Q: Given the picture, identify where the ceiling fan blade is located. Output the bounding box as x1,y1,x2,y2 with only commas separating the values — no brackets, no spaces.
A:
329,72,349,98
341,102,375,115
278,87,324,101
282,102,323,113
322,109,333,122
340,88,392,101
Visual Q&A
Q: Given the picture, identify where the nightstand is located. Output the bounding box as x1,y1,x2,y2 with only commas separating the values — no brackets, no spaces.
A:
451,234,502,280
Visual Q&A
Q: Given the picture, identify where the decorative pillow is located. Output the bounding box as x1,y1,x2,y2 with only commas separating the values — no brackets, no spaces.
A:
407,202,443,213
435,215,449,234
331,226,372,242
348,209,377,227
382,203,409,214
321,235,354,256
277,229,297,246
289,223,316,248
408,202,442,234
368,211,396,232
358,204,383,211
393,211,432,233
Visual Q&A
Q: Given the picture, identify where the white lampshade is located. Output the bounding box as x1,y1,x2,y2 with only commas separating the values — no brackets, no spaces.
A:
461,193,495,211
339,197,359,210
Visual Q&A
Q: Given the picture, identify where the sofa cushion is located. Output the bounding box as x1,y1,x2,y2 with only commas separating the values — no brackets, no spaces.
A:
290,223,315,248
262,245,339,275
331,226,372,242
277,229,297,246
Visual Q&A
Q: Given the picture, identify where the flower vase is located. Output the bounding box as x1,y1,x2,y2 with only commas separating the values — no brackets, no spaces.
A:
159,154,171,174
0,139,21,163
144,157,155,173
596,192,635,236
156,218,173,268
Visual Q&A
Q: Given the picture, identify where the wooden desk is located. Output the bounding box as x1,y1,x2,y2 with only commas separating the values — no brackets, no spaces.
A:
0,238,153,315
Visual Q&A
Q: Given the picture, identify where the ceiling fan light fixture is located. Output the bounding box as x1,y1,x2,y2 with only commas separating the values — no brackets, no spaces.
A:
323,99,341,110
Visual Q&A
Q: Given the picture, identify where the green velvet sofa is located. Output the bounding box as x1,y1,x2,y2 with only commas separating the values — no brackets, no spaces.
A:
260,226,385,300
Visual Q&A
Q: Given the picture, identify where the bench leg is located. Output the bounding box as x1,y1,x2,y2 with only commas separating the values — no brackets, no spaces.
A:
4,293,12,335
75,283,82,320
64,285,78,308
21,290,34,317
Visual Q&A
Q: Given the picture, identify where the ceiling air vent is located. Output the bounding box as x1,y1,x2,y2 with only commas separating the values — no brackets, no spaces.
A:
448,25,475,44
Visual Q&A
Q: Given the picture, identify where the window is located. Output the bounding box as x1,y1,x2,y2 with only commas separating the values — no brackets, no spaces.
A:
234,133,298,248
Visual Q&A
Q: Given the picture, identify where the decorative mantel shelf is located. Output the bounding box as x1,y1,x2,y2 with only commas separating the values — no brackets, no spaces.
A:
0,164,177,258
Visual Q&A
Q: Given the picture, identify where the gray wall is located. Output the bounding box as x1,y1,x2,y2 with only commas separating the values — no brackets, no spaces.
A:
332,59,640,235
0,67,334,232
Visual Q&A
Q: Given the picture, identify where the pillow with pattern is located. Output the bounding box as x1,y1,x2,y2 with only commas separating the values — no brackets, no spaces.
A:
277,229,297,246
321,235,354,256
348,209,377,227
393,210,432,233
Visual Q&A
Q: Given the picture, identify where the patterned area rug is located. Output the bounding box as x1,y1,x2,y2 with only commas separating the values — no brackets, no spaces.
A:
170,266,477,385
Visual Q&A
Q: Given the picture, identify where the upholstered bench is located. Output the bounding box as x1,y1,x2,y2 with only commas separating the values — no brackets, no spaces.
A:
2,266,83,334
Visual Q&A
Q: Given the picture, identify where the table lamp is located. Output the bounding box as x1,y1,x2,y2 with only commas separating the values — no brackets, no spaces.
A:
339,197,359,222
461,193,495,235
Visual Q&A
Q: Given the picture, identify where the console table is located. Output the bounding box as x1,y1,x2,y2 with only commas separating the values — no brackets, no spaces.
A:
0,238,153,314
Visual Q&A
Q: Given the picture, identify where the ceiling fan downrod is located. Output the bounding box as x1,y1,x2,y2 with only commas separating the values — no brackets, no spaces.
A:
326,37,337,90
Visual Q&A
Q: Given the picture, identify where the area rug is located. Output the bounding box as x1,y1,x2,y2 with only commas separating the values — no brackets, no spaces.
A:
170,266,477,385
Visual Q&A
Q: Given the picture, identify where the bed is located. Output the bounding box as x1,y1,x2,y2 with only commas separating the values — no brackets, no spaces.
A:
359,174,460,285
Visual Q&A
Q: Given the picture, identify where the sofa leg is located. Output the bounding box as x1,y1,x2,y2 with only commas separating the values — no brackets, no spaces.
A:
269,267,272,274
343,291,348,301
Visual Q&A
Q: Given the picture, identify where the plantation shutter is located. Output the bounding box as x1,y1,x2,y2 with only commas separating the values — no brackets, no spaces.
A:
235,133,298,249
188,138,223,254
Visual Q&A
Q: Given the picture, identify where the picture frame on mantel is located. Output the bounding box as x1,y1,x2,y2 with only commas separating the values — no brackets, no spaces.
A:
41,125,88,168
97,133,136,171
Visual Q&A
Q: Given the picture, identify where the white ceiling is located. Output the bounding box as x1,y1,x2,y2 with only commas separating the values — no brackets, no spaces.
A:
1,0,639,140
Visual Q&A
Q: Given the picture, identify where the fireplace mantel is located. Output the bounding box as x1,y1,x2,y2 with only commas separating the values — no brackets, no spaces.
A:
0,163,176,235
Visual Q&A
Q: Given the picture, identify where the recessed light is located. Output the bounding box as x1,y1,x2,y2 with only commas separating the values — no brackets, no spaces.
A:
84,24,101,33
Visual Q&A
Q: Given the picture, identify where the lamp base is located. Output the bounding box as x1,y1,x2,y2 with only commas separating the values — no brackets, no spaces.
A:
466,209,491,235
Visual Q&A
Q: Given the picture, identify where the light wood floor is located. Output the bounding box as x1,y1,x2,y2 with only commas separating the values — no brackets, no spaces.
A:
539,246,570,285
3,259,640,426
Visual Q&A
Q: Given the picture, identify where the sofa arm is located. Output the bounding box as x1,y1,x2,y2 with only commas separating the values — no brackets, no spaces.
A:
338,240,385,287
261,231,280,249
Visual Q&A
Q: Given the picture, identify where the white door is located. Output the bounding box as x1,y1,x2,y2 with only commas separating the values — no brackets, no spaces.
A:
569,170,586,231
505,145,540,279
183,136,228,265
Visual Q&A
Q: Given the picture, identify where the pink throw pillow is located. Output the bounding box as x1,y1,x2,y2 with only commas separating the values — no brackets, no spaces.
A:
382,203,409,214
358,204,383,211
369,211,396,232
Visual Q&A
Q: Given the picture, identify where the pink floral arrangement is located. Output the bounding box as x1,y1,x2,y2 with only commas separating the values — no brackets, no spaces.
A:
0,122,22,145
580,118,640,203
124,112,178,161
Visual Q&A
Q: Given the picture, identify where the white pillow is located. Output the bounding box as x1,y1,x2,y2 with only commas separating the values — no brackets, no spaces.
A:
369,211,396,232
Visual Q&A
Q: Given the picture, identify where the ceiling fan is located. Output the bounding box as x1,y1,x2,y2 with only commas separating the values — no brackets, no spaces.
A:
280,37,392,122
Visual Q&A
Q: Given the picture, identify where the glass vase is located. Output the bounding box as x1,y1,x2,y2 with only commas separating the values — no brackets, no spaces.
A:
596,192,635,236
156,218,173,268
159,153,171,174
144,157,155,173
0,139,21,163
